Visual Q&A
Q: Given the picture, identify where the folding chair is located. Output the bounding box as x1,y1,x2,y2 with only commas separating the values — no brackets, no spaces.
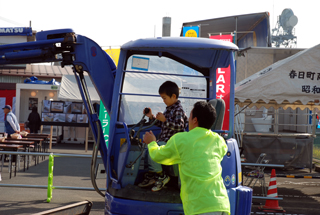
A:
244,153,268,196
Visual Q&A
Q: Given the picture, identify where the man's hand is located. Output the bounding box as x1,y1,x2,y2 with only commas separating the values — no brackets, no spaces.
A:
156,112,166,122
144,107,153,119
143,131,156,144
15,130,20,134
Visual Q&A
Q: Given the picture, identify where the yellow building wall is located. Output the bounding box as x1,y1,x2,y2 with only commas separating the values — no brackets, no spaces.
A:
104,48,121,66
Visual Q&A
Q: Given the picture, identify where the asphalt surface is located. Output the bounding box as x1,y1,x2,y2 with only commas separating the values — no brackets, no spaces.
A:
244,165,320,215
0,142,106,215
1,142,320,215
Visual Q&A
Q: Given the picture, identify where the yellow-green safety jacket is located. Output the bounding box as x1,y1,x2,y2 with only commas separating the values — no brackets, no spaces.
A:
148,127,230,215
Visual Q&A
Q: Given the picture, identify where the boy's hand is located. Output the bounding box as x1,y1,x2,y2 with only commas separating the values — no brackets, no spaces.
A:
144,131,156,144
156,112,166,122
144,107,153,119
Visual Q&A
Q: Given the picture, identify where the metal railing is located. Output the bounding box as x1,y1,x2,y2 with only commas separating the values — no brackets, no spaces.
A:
233,107,316,137
234,104,244,146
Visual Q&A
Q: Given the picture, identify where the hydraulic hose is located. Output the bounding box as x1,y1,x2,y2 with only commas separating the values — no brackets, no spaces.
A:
77,72,104,197
90,121,104,197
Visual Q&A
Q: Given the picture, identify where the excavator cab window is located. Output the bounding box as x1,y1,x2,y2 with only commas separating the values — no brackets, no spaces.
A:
110,53,208,203
120,54,207,126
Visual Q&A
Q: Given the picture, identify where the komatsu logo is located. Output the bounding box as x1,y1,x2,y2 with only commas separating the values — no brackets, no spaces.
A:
0,28,24,33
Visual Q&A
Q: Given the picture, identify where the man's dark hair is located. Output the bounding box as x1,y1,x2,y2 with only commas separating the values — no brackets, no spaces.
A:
158,81,179,98
32,106,38,112
192,101,216,129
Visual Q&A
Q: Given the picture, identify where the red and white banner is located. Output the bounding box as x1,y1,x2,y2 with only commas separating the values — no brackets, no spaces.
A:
210,35,233,131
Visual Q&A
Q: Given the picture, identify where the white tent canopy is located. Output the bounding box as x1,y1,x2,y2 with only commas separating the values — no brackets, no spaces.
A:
58,75,100,102
235,43,320,110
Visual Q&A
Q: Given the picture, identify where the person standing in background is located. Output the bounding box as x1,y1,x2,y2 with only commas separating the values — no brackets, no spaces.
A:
2,105,20,135
28,106,41,133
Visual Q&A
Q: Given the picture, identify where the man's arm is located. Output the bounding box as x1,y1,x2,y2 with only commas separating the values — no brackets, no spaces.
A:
144,131,181,165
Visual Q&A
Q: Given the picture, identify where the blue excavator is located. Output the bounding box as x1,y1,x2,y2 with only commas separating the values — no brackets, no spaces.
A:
0,29,252,215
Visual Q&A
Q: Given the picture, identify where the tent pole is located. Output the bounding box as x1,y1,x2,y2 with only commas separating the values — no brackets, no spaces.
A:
312,108,316,136
311,108,316,173
235,17,238,46
274,108,279,134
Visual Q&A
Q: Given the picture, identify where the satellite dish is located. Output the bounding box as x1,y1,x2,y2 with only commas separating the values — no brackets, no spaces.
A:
272,8,298,47
279,8,298,31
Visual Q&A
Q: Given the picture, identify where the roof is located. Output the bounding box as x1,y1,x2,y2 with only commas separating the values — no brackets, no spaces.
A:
235,43,320,110
122,37,238,51
0,64,73,78
58,74,100,102
121,37,238,75
181,12,270,46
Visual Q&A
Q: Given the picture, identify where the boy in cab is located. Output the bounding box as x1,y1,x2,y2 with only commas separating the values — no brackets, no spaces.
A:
138,81,188,192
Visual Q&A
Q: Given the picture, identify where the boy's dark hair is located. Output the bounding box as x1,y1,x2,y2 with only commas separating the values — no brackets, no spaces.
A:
158,81,179,98
192,101,216,129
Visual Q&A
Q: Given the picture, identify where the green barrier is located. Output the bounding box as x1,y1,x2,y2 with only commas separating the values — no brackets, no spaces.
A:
47,153,54,203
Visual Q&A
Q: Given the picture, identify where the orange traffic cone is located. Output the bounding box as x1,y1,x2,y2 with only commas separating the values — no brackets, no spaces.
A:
259,169,285,212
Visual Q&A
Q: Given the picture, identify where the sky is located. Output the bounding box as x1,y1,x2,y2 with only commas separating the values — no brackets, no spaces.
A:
0,0,316,49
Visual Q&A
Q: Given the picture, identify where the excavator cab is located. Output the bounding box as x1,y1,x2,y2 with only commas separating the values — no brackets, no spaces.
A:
105,37,252,214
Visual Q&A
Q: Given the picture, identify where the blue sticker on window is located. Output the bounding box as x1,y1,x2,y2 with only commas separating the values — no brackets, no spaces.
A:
132,56,149,71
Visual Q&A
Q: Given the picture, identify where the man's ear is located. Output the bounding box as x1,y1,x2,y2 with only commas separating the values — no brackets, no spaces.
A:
192,116,198,125
171,94,177,99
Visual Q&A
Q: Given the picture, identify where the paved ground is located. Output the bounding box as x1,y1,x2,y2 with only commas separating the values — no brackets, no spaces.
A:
244,165,320,215
0,142,106,215
1,142,320,215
